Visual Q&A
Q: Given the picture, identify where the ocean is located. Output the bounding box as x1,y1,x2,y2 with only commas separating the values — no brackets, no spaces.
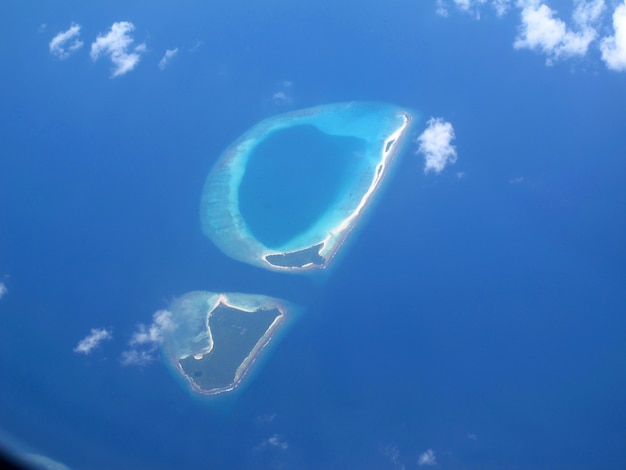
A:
1,1,625,469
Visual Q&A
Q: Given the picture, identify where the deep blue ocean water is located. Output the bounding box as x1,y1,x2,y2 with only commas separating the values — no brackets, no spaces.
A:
1,1,625,469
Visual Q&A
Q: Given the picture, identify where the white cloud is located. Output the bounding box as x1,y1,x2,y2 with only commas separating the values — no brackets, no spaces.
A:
73,328,112,354
120,349,155,366
90,21,146,77
492,0,513,16
438,0,511,16
129,310,175,346
158,48,179,70
266,434,288,450
49,23,84,59
267,80,295,108
272,91,291,104
435,0,626,71
255,434,289,451
435,0,487,19
0,282,7,300
600,1,626,70
513,0,599,64
383,445,405,470
121,310,176,366
573,0,606,27
417,117,458,174
418,449,437,466
436,0,450,16
455,0,487,13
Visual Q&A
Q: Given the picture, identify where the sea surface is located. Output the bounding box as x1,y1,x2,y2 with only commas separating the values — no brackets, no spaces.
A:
1,1,625,469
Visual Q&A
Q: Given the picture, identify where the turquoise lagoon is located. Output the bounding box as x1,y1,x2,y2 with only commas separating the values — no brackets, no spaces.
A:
161,291,296,396
200,102,417,272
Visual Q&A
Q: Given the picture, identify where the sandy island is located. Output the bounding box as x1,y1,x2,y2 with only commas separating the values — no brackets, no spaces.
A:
259,111,412,271
175,294,288,396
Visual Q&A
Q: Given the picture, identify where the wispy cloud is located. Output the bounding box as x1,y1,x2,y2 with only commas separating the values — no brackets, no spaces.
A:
418,449,437,466
120,349,155,366
90,21,146,77
272,91,292,105
158,48,179,70
129,310,175,346
73,328,112,354
492,0,513,16
453,0,488,18
436,0,451,17
0,282,7,300
600,1,626,70
49,23,84,59
121,310,176,366
437,0,511,17
264,80,296,110
417,117,458,174
382,445,406,470
573,0,606,26
255,434,289,450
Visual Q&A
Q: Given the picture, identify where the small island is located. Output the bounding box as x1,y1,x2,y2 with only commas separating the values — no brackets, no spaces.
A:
161,291,294,396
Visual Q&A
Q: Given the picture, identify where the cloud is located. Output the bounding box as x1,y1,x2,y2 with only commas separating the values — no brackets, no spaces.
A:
436,0,450,16
436,1,626,71
417,117,458,174
49,23,84,59
158,48,179,70
129,310,175,346
382,445,406,470
266,80,295,109
418,449,437,466
600,1,626,70
272,91,291,104
437,0,511,17
572,0,606,27
454,0,488,16
120,349,155,366
265,434,288,450
90,21,146,77
73,328,112,354
121,310,176,366
254,434,289,451
0,282,7,300
492,0,513,16
190,40,204,52
513,0,600,64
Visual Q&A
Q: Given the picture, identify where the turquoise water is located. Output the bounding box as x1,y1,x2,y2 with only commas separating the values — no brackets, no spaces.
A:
238,125,365,248
200,102,414,271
